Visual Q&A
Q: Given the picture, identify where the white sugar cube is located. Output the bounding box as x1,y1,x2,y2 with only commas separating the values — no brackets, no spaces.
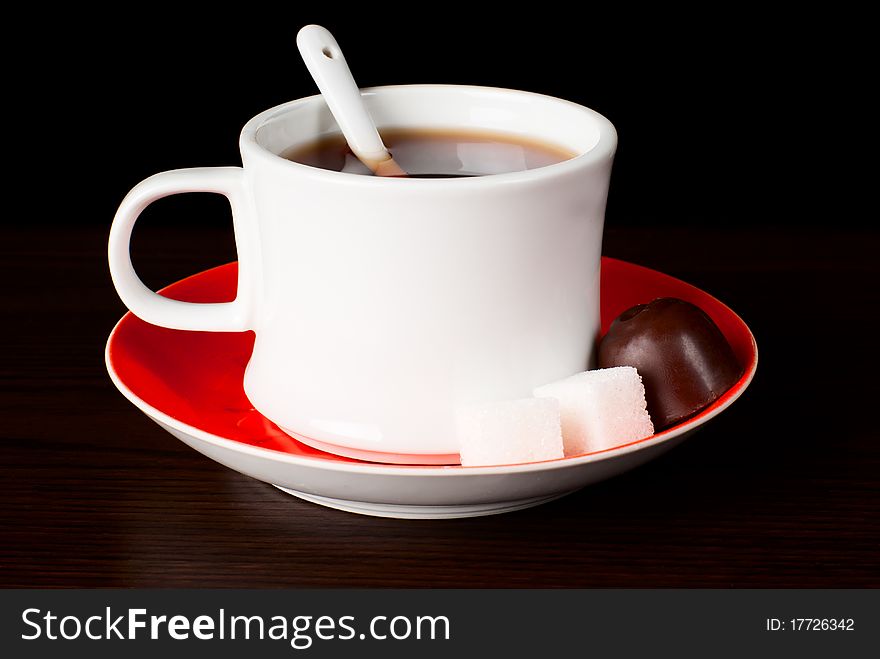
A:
456,397,564,467
534,367,654,456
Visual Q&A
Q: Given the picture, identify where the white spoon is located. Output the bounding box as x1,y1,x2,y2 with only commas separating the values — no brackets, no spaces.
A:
296,25,407,177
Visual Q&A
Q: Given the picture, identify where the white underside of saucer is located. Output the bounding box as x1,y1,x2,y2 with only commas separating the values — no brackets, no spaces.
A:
149,419,690,519
273,486,574,519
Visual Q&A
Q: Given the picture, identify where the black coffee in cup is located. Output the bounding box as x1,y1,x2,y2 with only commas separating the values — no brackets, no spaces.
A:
281,128,575,177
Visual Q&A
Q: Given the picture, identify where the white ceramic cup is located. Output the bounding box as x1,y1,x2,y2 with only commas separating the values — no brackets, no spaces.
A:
109,85,617,464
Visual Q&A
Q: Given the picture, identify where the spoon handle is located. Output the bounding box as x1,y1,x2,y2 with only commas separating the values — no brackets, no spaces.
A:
296,25,389,163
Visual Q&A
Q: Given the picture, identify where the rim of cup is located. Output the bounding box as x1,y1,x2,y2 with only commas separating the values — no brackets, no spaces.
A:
240,84,618,187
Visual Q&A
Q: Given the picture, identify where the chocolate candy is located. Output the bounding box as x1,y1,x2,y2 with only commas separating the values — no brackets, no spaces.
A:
598,298,742,430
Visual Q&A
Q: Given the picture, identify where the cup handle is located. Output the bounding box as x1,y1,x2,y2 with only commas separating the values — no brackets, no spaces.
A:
108,167,256,331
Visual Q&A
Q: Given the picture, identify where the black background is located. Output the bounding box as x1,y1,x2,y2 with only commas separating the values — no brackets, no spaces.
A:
17,9,861,232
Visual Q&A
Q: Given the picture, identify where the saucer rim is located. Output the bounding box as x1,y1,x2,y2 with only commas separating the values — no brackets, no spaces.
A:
105,258,757,477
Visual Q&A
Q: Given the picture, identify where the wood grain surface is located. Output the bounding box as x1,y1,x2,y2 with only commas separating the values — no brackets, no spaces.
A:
1,224,877,587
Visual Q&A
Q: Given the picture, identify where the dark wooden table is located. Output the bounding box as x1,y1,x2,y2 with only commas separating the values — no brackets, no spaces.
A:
2,224,877,587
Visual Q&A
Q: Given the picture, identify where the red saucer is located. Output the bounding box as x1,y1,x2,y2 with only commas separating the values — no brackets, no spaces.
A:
106,257,756,466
